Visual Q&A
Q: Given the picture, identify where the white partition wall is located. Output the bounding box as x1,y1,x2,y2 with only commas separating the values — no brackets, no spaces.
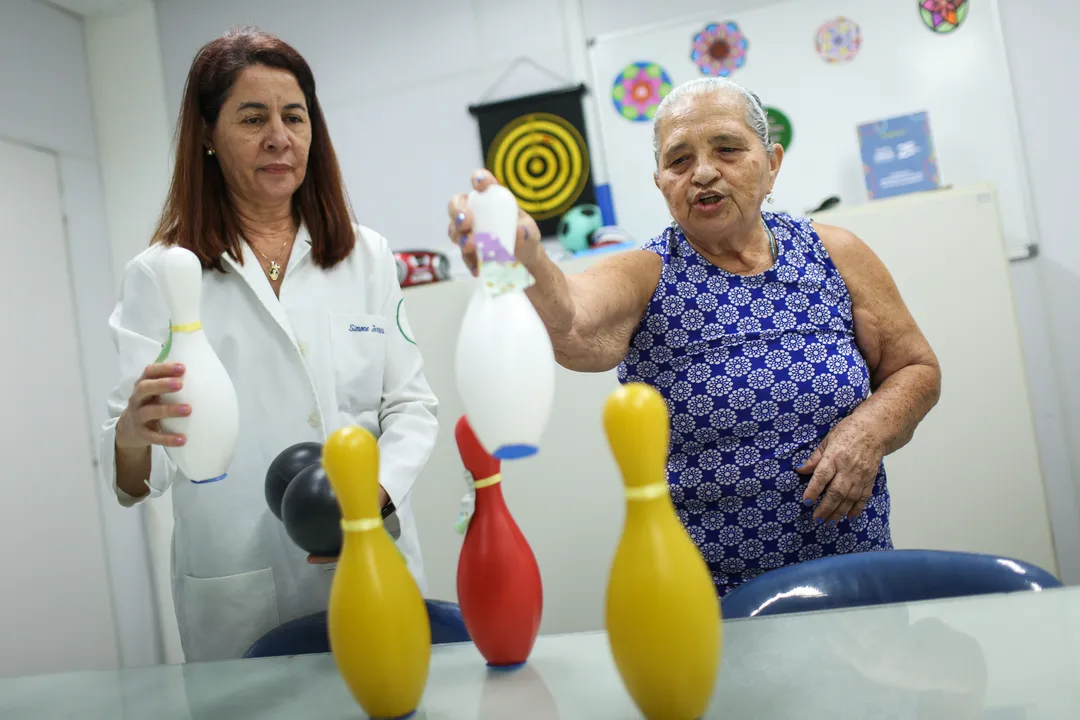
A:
814,185,1057,573
404,253,628,636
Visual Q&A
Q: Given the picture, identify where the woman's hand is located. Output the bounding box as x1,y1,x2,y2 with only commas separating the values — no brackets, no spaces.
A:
446,170,543,276
797,416,885,525
116,362,190,450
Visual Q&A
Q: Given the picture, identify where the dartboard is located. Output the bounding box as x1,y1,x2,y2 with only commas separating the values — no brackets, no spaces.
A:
485,112,590,221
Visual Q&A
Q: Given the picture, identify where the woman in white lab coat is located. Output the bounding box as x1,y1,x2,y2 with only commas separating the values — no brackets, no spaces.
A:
98,27,439,663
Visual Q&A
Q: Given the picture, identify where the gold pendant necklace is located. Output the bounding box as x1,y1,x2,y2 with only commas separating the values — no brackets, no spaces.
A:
249,237,290,282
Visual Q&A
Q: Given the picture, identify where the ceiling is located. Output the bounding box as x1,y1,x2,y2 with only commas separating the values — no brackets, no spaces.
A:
39,0,135,17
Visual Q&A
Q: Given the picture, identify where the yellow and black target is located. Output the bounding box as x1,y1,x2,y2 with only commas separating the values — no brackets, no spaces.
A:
485,112,591,221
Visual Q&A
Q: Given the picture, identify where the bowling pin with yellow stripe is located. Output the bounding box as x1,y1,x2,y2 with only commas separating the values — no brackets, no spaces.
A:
603,383,721,720
155,246,239,484
322,426,431,720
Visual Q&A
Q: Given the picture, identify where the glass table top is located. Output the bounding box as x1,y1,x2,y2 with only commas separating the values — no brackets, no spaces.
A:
1,586,1078,719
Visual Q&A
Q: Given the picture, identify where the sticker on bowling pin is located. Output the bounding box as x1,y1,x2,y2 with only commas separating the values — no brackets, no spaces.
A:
455,469,476,535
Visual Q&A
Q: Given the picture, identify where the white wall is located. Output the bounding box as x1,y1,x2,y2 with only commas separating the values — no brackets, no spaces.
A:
997,0,1080,557
582,0,789,37
0,0,129,673
82,0,181,666
85,0,174,281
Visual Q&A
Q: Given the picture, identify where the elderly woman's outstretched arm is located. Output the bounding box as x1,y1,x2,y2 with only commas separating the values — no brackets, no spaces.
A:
799,222,942,525
523,249,661,372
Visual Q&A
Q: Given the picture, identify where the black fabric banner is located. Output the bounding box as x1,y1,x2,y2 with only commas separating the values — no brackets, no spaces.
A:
469,85,597,238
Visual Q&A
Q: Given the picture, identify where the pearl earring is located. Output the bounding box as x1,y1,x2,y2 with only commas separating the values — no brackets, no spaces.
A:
206,147,215,156
766,192,775,204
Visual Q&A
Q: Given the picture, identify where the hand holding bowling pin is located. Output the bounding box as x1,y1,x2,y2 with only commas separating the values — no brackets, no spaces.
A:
115,362,191,451
114,361,192,498
447,170,543,277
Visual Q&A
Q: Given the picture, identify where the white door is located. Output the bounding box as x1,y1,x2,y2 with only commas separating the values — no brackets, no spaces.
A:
0,138,119,676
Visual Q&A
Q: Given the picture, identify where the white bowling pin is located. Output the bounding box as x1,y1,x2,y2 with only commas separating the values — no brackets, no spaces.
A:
455,185,555,460
469,184,520,259
155,246,240,483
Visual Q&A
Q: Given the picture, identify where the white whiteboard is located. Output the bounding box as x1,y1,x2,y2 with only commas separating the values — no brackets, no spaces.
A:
588,0,1036,255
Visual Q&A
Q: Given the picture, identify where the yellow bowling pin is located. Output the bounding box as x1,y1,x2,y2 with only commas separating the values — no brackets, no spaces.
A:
322,426,431,720
603,383,721,720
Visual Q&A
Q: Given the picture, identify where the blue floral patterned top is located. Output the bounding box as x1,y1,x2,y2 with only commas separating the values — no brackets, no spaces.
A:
617,212,893,595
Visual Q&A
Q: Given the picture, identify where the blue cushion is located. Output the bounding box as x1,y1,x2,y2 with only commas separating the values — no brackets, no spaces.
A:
243,599,471,659
721,549,1062,620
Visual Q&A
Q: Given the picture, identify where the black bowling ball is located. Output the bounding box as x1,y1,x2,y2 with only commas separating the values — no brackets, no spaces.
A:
281,462,342,557
265,441,322,520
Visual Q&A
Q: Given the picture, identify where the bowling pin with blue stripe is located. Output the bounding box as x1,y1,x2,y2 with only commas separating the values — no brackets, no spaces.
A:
455,184,555,460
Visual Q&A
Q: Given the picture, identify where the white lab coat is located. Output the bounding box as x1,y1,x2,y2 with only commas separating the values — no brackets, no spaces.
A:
98,223,439,663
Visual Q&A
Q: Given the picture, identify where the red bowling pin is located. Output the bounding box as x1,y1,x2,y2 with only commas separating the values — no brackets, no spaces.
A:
455,415,543,669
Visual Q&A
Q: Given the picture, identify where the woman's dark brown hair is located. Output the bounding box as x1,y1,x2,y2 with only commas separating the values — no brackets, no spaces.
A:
152,26,354,270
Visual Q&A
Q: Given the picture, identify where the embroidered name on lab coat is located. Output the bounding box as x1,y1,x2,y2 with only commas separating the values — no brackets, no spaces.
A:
348,324,385,334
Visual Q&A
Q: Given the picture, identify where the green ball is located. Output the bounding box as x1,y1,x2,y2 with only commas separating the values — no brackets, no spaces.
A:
557,204,603,253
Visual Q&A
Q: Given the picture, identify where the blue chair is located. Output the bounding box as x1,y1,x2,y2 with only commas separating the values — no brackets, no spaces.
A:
721,549,1063,620
243,599,471,658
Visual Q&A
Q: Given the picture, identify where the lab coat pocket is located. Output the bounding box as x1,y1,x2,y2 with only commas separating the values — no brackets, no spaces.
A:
178,567,279,662
329,312,387,414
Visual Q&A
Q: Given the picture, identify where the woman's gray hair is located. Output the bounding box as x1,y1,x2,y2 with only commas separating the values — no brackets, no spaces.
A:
652,77,772,165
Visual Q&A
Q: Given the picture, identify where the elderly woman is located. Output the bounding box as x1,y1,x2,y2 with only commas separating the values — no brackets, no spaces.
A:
99,27,438,661
448,77,940,595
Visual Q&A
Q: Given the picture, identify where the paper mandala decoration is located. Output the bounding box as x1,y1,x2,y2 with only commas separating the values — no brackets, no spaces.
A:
691,22,748,77
611,62,673,122
920,0,969,33
815,17,862,63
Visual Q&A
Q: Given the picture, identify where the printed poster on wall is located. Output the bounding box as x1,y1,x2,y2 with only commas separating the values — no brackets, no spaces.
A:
857,111,941,200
